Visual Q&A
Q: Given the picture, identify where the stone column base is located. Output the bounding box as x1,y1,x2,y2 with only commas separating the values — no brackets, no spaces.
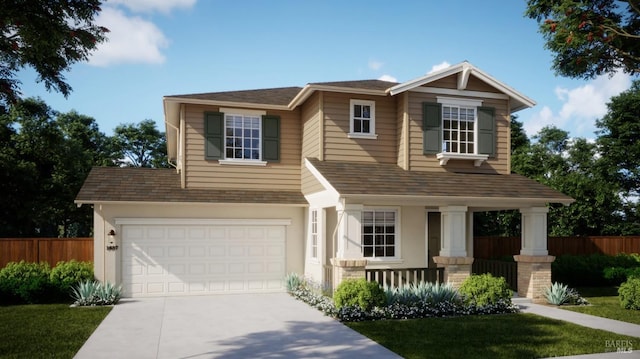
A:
432,256,474,288
330,258,368,291
514,255,555,302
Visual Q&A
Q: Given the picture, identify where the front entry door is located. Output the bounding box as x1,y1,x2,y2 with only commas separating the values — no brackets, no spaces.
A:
427,212,441,269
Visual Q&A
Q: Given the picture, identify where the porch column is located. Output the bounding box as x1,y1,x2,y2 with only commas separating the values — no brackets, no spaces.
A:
514,207,555,302
331,204,367,290
433,206,473,288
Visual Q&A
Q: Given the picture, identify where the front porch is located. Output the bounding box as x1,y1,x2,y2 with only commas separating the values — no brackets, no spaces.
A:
308,205,557,302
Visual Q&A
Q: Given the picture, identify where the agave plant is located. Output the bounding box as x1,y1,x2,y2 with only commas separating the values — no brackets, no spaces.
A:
284,273,304,292
544,282,570,305
71,280,99,306
426,282,459,304
95,282,122,305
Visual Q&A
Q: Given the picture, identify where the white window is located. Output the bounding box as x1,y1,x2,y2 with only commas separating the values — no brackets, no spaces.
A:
435,97,488,167
362,209,397,258
225,114,261,160
349,99,377,139
442,105,476,154
310,209,318,259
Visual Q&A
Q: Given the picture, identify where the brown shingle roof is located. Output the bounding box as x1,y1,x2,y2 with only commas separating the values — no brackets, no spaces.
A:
164,80,397,107
165,87,303,106
75,167,306,205
307,159,573,204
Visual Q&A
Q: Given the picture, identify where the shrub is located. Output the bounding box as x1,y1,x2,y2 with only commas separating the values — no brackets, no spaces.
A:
619,278,640,310
459,274,512,306
50,260,94,298
553,253,640,287
333,278,385,311
0,261,52,304
71,280,122,306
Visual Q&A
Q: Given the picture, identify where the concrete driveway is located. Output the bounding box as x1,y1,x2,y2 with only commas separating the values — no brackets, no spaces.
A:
74,293,400,359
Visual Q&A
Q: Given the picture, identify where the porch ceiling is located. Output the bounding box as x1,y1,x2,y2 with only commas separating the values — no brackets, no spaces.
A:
306,158,574,207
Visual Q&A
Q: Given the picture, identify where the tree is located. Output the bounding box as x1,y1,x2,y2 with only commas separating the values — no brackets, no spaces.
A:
513,126,626,236
526,0,640,79
0,98,111,237
112,119,169,168
596,79,640,233
0,0,108,109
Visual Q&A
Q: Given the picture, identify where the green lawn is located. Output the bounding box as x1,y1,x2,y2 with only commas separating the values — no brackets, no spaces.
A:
347,313,637,359
562,287,640,325
0,304,111,359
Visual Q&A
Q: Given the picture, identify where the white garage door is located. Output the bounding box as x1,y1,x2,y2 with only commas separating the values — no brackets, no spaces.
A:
119,219,287,297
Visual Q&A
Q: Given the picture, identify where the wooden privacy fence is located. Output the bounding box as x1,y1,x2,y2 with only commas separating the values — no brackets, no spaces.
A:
474,236,640,259
0,238,93,268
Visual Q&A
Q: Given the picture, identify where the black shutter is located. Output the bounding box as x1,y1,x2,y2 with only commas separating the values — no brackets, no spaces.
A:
262,115,280,162
205,112,224,160
477,106,495,156
423,102,442,154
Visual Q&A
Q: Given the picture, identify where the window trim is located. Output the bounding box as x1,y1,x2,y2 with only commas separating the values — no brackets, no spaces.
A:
361,207,400,261
309,209,319,261
220,108,266,164
435,97,488,166
348,99,378,139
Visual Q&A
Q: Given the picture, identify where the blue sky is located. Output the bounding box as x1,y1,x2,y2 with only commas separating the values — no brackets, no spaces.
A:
19,0,633,139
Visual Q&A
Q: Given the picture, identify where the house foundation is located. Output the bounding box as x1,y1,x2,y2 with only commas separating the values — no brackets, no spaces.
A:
330,258,368,291
514,255,555,302
433,256,474,288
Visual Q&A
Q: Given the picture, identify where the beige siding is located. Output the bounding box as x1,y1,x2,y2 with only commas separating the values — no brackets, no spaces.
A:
184,104,302,190
300,93,325,195
407,88,510,174
323,92,397,163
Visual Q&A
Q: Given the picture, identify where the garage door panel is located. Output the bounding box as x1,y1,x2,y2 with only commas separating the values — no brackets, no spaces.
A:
122,223,286,297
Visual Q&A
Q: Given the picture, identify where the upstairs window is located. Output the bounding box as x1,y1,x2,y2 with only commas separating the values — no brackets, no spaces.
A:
204,109,280,164
349,99,377,139
423,98,495,166
443,105,476,154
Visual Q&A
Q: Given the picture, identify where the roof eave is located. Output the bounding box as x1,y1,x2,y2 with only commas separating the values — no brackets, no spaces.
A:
340,193,574,207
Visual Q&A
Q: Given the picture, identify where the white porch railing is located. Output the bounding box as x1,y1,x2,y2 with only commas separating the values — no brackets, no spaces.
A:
366,267,444,288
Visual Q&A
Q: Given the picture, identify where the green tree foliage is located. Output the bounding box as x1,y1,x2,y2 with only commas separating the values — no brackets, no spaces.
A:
596,80,640,234
526,0,640,79
513,126,627,236
112,119,169,168
0,98,111,237
0,0,108,109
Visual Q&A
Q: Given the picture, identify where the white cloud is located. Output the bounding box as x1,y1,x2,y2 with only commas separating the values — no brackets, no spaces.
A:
369,60,383,71
428,61,451,74
106,0,196,13
524,71,632,138
89,6,169,66
378,74,397,82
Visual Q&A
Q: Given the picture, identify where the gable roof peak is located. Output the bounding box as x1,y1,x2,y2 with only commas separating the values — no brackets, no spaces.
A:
389,61,535,112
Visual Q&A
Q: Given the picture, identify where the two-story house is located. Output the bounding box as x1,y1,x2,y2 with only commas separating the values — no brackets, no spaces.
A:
76,61,573,301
